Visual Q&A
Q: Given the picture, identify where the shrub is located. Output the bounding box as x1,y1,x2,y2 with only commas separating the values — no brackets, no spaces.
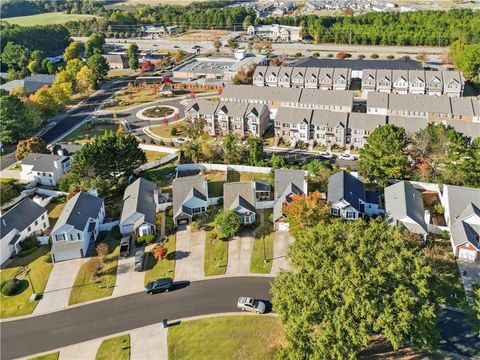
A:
149,138,155,144
191,220,200,230
357,54,365,59
327,53,333,58
1,279,24,296
432,203,445,216
312,52,320,57
138,234,155,245
44,253,52,263
96,243,109,259
294,52,302,57
20,236,38,251
336,52,351,59
154,245,168,260
171,126,178,136
441,230,450,240
386,55,395,60
370,53,379,59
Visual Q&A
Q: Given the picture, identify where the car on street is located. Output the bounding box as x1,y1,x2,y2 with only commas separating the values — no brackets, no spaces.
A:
339,153,357,161
119,235,132,258
134,249,145,272
237,297,266,314
145,278,174,294
318,152,335,159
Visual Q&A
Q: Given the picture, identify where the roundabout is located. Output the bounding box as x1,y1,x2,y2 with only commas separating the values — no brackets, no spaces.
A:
135,105,179,121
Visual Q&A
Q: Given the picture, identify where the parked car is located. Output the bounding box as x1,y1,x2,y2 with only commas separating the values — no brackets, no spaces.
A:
339,153,356,160
134,250,145,272
318,152,334,159
119,235,132,258
145,278,174,294
237,297,266,314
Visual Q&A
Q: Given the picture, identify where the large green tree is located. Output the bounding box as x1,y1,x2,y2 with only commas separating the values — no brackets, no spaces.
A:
86,54,110,88
15,137,49,161
244,135,265,166
456,44,480,83
1,42,31,74
0,91,39,144
357,125,409,186
215,209,240,239
222,133,242,164
64,41,84,62
272,217,440,359
84,33,105,56
126,43,140,70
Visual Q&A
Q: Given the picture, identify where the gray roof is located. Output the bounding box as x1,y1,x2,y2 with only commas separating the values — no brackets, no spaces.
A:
362,69,376,81
221,84,302,104
52,191,104,233
408,70,425,83
311,110,348,127
291,56,423,71
305,67,320,81
299,89,354,108
384,181,428,235
103,54,127,67
376,69,392,83
348,113,386,131
0,74,55,93
223,182,256,214
450,97,475,116
327,170,366,212
274,169,307,221
275,107,312,125
442,70,464,86
120,178,158,226
172,175,207,219
444,185,480,227
278,66,293,81
291,67,307,82
216,101,249,118
367,92,389,109
450,203,480,249
445,120,480,139
389,93,452,114
392,69,409,83
245,103,268,117
22,153,67,173
387,116,428,136
1,198,47,238
185,99,220,115
253,65,268,79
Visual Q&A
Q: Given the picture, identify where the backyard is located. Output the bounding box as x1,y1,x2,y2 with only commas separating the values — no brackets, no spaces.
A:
203,207,228,276
144,234,176,285
204,171,225,198
226,170,269,183
68,228,121,305
63,120,118,144
45,197,66,230
250,209,275,274
168,316,285,359
141,163,177,192
0,178,22,206
143,150,170,163
96,334,130,360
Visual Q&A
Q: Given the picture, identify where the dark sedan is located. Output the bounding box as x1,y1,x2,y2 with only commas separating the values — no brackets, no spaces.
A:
145,278,174,294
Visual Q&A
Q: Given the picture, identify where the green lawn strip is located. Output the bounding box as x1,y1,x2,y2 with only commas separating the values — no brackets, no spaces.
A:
96,334,130,360
68,229,121,305
144,150,170,163
63,121,118,144
5,12,96,26
168,315,285,360
142,163,177,193
203,207,228,276
0,246,53,318
250,209,274,274
150,120,186,139
28,352,60,360
144,234,176,286
239,172,269,182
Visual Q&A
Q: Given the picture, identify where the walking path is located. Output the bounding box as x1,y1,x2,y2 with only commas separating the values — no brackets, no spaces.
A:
226,234,254,275
112,244,145,298
58,338,101,360
130,323,168,360
270,231,294,276
33,258,87,315
174,227,205,281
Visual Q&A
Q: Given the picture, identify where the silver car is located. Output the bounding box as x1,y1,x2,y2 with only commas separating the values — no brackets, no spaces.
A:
237,297,266,314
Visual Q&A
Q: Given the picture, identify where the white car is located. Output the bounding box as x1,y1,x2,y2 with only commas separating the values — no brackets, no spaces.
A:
339,153,357,161
237,297,266,314
319,152,334,159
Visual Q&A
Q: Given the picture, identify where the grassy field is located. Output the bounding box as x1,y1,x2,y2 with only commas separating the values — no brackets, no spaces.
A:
4,12,96,26
175,30,230,41
69,229,121,305
28,352,59,360
144,234,176,286
168,316,285,360
203,207,228,276
63,121,118,144
0,246,53,318
150,120,185,139
96,334,130,360
144,150,170,163
250,209,274,274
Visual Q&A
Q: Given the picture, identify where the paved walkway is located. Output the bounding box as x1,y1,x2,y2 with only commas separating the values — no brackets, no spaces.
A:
58,338,101,360
33,258,87,315
270,231,294,276
174,227,205,281
130,323,168,360
112,245,145,298
226,234,254,275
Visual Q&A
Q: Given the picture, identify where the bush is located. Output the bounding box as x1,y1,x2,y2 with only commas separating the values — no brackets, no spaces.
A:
327,53,333,58
357,54,365,59
191,220,200,230
149,138,155,144
336,52,351,59
20,236,38,251
137,234,155,245
312,52,320,57
433,203,445,216
1,279,24,296
370,53,379,59
44,253,52,263
386,55,395,60
441,230,450,240
171,126,178,136
294,52,302,57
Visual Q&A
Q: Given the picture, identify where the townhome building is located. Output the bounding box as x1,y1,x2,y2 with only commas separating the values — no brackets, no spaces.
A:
425,71,444,96
305,67,321,89
172,175,209,227
291,67,307,88
297,88,354,112
253,65,267,86
274,108,312,144
347,113,386,149
318,68,334,90
1,198,49,264
376,69,393,93
361,69,376,93
266,66,279,87
408,70,426,94
185,99,220,135
51,191,105,262
311,110,349,148
278,67,293,87
442,71,465,97
247,24,301,42
392,70,409,94
20,153,71,186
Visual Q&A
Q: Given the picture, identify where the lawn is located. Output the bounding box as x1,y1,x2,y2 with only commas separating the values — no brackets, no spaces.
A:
250,209,275,274
0,178,22,206
109,88,174,111
144,150,170,163
142,163,177,192
68,228,121,305
203,207,228,276
96,334,130,360
150,120,185,139
107,69,135,79
226,170,269,183
4,12,96,26
144,234,176,285
174,29,230,41
45,197,66,230
28,352,59,360
424,238,466,307
0,246,53,318
205,171,225,198
63,120,118,144
168,315,285,360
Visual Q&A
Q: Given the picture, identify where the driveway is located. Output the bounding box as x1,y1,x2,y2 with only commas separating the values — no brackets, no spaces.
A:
130,323,168,360
226,234,254,275
457,259,480,295
174,227,205,281
270,231,294,276
58,338,101,360
33,258,87,315
112,244,145,298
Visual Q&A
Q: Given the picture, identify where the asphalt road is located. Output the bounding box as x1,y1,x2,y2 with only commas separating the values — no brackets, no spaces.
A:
0,153,16,171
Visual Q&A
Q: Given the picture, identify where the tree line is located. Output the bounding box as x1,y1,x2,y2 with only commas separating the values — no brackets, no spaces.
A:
0,0,106,19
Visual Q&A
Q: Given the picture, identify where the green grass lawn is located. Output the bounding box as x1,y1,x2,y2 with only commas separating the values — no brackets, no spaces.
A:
4,12,96,26
226,170,269,183
250,209,274,274
45,198,66,229
142,163,177,192
69,228,121,305
205,171,225,198
63,120,118,144
203,207,228,276
150,120,185,139
144,234,176,285
0,178,22,206
28,352,59,360
168,316,285,359
96,334,130,360
144,150,170,163
0,246,53,318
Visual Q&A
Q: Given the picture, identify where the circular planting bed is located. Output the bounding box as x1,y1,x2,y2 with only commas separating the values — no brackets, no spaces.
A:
141,106,174,119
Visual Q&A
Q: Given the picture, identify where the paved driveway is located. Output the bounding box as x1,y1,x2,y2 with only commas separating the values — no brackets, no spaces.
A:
33,258,87,315
112,245,145,298
174,227,205,281
226,234,254,275
270,231,294,276
130,323,168,360
457,259,480,295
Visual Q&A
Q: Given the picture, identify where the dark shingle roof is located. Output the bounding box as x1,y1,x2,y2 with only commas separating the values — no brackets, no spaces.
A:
120,178,158,226
172,175,207,219
223,182,256,214
1,198,47,237
291,57,423,71
327,171,366,212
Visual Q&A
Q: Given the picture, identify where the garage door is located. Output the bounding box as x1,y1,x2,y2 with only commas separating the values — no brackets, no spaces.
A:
458,248,476,261
177,218,189,226
276,221,289,232
53,249,81,262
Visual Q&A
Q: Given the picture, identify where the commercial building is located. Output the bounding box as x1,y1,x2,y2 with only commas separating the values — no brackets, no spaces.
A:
247,24,301,42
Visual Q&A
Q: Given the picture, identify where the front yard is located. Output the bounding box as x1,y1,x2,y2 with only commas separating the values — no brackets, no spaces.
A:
250,209,275,274
144,234,176,285
203,207,228,276
0,246,53,318
68,228,121,305
96,334,130,360
168,315,285,360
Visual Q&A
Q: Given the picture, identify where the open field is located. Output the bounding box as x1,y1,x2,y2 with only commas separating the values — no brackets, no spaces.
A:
4,12,96,26
174,30,231,42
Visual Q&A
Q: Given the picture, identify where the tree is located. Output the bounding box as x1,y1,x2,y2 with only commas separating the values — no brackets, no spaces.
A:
64,41,84,62
76,66,94,94
50,82,73,107
15,137,49,161
140,60,155,72
96,243,109,260
268,154,286,184
244,136,265,166
29,86,59,121
456,44,480,83
232,64,255,85
222,133,242,164
172,50,185,64
0,179,22,206
86,54,110,88
183,117,206,139
126,43,140,70
85,257,102,276
215,209,240,239
1,42,31,74
226,37,239,53
213,38,222,53
442,137,480,188
263,41,272,56
85,33,105,56
28,50,45,74
0,92,37,144
242,15,253,30
304,159,332,192
154,245,168,260
448,39,466,65
58,174,110,198
357,125,409,186
272,218,440,359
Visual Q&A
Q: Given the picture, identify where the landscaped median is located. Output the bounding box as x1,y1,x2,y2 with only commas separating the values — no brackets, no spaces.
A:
28,352,59,360
68,228,121,305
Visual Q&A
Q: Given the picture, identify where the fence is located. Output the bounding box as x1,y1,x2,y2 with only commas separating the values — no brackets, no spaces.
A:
257,201,274,209
177,163,271,174
139,143,179,154
208,197,222,206
99,221,120,232
136,152,180,173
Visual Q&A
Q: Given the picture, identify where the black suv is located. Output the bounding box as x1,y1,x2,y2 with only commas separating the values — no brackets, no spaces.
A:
145,278,174,294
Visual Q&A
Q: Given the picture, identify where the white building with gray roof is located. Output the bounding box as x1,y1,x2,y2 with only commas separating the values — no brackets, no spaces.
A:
0,74,55,94
20,153,71,186
172,175,209,227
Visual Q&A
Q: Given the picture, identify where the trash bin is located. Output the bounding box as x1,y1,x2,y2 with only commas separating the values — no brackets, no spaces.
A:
162,319,168,328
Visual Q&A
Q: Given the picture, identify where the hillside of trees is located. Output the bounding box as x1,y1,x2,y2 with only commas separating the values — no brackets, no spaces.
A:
0,0,106,18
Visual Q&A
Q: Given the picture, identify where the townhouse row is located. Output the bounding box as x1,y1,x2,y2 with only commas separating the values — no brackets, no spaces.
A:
253,65,465,97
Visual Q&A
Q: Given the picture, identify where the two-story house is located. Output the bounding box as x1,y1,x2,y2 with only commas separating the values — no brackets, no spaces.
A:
275,108,312,145
408,70,426,95
376,70,393,93
332,68,351,90
172,175,209,227
278,67,293,88
347,113,386,149
51,191,105,262
392,70,409,94
253,65,267,87
305,67,320,89
311,110,348,148
265,67,279,87
361,69,377,94
443,71,465,97
291,67,306,88
20,153,71,186
185,99,221,136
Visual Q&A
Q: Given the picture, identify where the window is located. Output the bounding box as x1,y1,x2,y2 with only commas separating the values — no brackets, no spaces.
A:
35,220,38,226
331,208,339,216
346,211,355,219
43,223,46,228
77,233,81,240
70,234,74,241
42,214,45,220
27,226,31,232
56,234,65,241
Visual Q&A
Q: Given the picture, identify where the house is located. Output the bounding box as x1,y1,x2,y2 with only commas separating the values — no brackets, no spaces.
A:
291,67,306,88
253,180,271,201
185,99,220,136
223,182,257,225
384,181,428,239
20,153,71,186
327,171,382,220
50,191,105,262
172,175,209,226
0,74,55,94
319,67,335,90
442,185,480,261
103,54,128,69
273,169,308,231
0,198,49,264
278,67,293,88
247,24,301,42
347,113,386,149
253,65,267,86
120,178,167,236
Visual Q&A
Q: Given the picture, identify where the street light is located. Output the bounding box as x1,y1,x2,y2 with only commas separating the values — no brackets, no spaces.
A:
25,267,35,294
